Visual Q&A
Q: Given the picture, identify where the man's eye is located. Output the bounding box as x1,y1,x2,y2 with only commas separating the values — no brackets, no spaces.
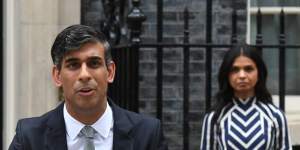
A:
87,60,101,68
66,63,80,70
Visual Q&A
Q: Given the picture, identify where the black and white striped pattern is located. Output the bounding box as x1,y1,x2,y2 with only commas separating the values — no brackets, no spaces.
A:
200,97,292,150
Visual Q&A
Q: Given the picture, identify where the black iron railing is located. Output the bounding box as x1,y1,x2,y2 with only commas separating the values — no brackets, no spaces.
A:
81,0,300,149
156,0,163,120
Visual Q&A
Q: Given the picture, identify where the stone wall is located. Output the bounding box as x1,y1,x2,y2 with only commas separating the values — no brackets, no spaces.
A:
83,0,247,149
3,0,80,148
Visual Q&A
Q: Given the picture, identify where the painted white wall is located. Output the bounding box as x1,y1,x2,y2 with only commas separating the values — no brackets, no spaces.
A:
3,0,80,149
273,96,300,145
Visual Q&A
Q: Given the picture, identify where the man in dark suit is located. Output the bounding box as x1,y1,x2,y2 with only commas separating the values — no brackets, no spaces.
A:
9,24,168,150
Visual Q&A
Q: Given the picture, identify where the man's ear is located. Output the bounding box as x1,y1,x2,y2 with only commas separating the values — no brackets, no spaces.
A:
107,61,116,83
52,66,62,87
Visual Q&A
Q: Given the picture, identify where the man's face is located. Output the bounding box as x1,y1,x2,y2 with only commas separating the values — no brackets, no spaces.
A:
229,55,258,99
52,42,115,115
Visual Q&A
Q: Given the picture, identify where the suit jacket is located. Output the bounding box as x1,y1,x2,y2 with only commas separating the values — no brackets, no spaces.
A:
9,99,168,150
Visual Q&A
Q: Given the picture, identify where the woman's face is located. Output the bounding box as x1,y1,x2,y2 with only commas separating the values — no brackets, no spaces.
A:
229,55,258,99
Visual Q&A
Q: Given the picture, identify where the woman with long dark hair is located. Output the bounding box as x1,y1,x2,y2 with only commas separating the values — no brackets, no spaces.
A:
200,45,291,149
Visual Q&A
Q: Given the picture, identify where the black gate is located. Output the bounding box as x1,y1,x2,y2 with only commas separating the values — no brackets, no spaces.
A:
81,0,300,149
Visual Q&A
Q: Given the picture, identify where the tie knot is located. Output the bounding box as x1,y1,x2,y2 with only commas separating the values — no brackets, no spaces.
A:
80,126,95,139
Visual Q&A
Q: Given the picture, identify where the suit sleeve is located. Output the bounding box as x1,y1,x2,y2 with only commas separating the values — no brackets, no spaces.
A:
154,119,168,150
9,120,25,150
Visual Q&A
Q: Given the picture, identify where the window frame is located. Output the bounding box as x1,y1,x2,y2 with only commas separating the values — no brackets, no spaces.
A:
247,0,300,145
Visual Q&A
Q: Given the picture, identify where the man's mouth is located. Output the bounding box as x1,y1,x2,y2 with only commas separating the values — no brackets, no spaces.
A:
77,87,94,96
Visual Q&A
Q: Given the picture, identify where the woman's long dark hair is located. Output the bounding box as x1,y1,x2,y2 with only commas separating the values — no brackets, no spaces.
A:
211,44,272,121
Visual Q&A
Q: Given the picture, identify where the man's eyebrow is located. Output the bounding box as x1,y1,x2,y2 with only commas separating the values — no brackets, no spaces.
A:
87,56,103,61
64,57,79,63
64,56,103,63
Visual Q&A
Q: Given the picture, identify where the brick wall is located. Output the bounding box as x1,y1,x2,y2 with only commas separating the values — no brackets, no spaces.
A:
83,0,247,149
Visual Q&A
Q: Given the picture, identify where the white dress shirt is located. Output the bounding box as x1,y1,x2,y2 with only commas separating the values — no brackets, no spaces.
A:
63,102,114,150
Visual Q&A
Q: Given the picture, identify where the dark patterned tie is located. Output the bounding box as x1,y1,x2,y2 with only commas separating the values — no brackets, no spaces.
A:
80,126,95,150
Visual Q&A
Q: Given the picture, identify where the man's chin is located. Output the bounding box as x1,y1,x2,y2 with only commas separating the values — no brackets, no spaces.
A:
75,105,99,114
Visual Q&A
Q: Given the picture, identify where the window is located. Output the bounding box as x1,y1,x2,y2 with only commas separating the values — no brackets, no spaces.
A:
247,0,300,145
248,0,300,96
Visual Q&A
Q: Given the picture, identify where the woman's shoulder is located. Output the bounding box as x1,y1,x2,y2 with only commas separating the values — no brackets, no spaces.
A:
257,100,287,120
203,111,215,120
202,111,216,123
204,111,215,116
257,100,284,112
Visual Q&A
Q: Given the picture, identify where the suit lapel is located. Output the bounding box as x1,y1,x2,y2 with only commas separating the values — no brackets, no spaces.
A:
109,99,137,150
45,103,68,150
113,128,134,150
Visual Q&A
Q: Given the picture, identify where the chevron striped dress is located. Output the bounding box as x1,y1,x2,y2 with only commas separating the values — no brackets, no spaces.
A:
200,97,292,150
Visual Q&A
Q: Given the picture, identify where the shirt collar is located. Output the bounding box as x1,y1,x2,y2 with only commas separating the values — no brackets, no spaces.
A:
91,102,114,139
233,96,256,109
63,102,114,140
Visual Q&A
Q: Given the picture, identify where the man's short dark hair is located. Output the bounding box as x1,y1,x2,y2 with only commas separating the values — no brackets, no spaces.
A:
51,24,112,69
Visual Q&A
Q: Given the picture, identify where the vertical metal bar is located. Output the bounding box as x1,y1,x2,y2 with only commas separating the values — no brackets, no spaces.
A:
205,0,213,112
126,47,131,109
114,48,120,105
121,48,127,108
279,9,286,111
116,49,122,106
132,44,140,112
157,0,163,120
231,4,237,44
183,7,190,150
115,49,121,105
256,8,262,44
129,45,137,112
127,0,145,112
130,0,144,113
256,8,263,54
80,0,87,24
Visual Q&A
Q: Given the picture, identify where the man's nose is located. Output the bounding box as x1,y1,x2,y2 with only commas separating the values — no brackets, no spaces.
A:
79,63,91,82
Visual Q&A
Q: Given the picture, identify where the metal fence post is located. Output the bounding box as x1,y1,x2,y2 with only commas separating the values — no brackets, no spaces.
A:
231,4,237,44
156,0,164,120
127,0,146,112
205,0,213,112
183,7,190,150
279,9,286,112
256,8,263,54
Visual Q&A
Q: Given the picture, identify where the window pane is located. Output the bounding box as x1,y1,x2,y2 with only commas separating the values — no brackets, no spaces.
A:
286,15,300,45
262,49,279,95
285,50,300,94
251,0,300,7
250,15,280,45
262,49,300,95
250,14,300,95
250,14,300,44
